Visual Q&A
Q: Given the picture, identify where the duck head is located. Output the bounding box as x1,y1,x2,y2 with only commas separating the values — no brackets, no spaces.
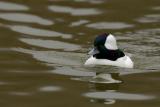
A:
85,33,134,68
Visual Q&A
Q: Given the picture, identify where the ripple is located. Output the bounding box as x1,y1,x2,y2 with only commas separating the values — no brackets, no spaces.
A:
39,86,62,92
12,48,84,66
19,38,81,51
51,66,95,77
0,13,53,25
86,22,134,29
152,6,160,10
136,14,160,23
70,20,89,27
0,81,10,85
84,91,155,101
9,25,72,39
74,0,104,4
48,5,101,16
119,68,158,76
0,1,29,11
0,48,12,52
121,42,159,54
12,48,95,77
8,91,32,96
117,28,160,48
89,73,122,84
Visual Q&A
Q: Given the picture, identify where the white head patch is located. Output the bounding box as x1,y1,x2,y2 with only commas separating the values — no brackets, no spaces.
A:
104,34,118,50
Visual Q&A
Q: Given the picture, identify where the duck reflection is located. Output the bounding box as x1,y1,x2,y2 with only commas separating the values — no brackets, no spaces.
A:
89,73,122,84
87,73,122,104
84,73,155,104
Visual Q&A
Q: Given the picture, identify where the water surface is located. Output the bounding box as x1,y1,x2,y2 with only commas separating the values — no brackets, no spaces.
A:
0,0,160,107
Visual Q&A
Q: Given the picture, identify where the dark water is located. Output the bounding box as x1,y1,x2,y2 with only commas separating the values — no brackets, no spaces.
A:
0,0,160,107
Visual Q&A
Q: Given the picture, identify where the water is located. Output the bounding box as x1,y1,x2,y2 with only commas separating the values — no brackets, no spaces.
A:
0,0,160,107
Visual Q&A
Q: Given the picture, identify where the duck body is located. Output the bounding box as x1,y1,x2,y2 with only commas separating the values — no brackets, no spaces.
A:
84,33,134,68
85,55,133,68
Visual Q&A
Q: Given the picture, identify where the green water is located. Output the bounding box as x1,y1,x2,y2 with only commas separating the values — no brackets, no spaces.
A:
0,0,160,107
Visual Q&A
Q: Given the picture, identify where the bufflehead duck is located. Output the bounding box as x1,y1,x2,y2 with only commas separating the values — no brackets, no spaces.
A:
84,33,134,68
